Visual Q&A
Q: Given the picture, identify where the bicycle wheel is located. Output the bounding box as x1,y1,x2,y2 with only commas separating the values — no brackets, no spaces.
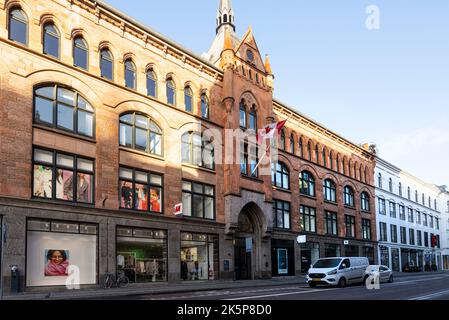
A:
118,276,130,288
103,275,114,289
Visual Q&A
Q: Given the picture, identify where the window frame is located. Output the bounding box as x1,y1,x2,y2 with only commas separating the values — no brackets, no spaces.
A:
146,69,157,98
118,166,164,214
323,179,337,203
43,22,60,59
344,186,355,207
300,205,316,233
184,86,193,113
361,192,370,212
273,200,291,230
32,147,95,204
272,162,290,190
100,48,114,80
362,218,371,240
119,112,163,157
300,171,315,197
8,7,28,46
124,59,137,90
73,36,89,70
181,132,215,170
33,84,96,138
201,94,209,119
181,180,215,220
325,211,338,236
344,215,356,239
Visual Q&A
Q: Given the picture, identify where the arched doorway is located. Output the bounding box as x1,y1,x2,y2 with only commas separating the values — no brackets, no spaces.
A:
234,203,263,280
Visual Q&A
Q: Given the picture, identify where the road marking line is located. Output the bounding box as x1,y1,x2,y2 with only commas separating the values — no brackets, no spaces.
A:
224,288,339,300
409,289,449,301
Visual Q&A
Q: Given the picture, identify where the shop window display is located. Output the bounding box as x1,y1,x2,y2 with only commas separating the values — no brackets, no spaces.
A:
180,233,219,281
26,219,98,287
119,167,163,213
33,148,94,204
116,227,167,283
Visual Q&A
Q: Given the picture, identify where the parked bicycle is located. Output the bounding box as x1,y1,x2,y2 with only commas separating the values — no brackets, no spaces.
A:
102,270,130,288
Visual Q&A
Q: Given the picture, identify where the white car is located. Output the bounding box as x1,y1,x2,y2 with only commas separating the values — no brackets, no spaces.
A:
306,257,369,288
364,265,394,285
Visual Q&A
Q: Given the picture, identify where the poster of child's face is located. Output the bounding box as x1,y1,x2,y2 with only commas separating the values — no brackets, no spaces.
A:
150,187,162,213
44,250,70,277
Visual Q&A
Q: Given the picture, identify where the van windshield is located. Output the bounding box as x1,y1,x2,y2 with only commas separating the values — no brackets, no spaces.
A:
313,259,342,268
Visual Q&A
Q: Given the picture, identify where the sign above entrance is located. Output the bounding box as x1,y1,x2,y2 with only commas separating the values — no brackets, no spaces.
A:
245,237,253,253
296,235,306,244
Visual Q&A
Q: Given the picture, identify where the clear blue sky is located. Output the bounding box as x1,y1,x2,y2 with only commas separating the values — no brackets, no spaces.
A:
104,0,449,186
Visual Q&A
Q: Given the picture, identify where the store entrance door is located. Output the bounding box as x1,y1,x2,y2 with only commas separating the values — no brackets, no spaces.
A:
234,238,252,280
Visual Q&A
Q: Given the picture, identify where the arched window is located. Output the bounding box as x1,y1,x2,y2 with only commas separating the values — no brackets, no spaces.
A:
280,130,286,150
249,108,257,131
364,167,368,183
344,186,355,207
422,193,425,205
184,86,193,113
124,59,136,89
8,8,28,45
239,101,246,128
100,48,114,80
146,69,157,98
315,145,319,163
119,112,162,156
271,162,290,190
398,182,402,196
201,94,209,119
330,152,334,171
323,179,336,202
299,138,304,158
181,132,214,170
289,134,294,154
337,156,341,173
166,78,176,105
300,171,315,197
322,149,327,167
378,173,382,189
408,187,411,199
34,85,95,137
43,22,60,59
342,159,346,175
223,14,228,23
307,142,312,161
361,192,370,212
73,36,88,70
415,190,418,202
353,165,357,180
428,196,431,208
389,178,393,192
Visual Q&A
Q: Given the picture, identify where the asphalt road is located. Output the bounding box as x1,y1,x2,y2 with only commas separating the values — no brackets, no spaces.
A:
127,273,449,301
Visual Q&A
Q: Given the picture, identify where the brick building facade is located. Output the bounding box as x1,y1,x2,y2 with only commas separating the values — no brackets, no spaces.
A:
0,0,377,293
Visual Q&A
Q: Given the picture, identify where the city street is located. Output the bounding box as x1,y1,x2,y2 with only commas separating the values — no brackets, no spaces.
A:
120,273,449,301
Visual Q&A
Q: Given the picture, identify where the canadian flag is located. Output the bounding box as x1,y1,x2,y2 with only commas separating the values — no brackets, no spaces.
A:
257,119,287,144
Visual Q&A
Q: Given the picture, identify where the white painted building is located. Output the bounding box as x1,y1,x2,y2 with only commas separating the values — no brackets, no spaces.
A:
436,187,449,270
375,158,443,272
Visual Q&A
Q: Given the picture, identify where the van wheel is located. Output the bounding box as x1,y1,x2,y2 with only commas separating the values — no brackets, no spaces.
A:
338,278,346,288
363,275,370,286
309,282,317,288
388,275,394,283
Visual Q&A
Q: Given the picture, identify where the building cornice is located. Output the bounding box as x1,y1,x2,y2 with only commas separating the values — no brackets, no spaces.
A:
272,99,374,160
74,0,224,80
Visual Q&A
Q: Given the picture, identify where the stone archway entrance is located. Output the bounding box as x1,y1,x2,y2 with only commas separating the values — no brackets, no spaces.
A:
234,203,263,280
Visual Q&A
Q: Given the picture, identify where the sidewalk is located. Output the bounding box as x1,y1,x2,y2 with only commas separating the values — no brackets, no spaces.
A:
3,271,448,300
3,276,307,300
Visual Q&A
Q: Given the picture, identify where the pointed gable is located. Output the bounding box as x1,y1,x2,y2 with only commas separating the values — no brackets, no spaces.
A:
235,27,266,73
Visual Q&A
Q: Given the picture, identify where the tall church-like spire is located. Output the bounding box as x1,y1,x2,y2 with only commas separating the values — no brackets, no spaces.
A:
216,0,235,34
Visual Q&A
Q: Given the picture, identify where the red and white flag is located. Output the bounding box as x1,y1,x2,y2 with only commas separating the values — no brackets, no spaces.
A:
257,119,287,144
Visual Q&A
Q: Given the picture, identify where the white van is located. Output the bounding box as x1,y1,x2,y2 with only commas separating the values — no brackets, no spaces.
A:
306,257,369,288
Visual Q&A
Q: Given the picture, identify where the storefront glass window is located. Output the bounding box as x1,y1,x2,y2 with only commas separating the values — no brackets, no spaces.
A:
26,219,98,287
324,243,341,258
181,232,218,281
300,242,320,273
116,227,167,283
